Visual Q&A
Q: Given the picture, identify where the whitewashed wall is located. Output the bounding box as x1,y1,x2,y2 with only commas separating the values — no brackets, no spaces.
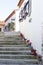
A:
15,9,20,32
32,0,43,55
19,0,43,55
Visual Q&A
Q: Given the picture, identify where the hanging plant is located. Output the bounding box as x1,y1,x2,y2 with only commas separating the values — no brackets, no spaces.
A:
19,9,23,22
19,18,23,22
25,12,28,16
10,22,15,31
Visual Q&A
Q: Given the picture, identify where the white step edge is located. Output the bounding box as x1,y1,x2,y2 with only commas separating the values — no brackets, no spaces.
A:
0,50,31,52
0,54,34,57
0,45,26,47
0,47,31,49
0,59,39,62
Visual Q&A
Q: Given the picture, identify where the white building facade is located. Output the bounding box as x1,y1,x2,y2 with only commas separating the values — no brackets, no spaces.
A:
4,0,43,59
17,0,43,58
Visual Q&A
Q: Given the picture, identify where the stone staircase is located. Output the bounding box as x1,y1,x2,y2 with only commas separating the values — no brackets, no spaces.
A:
0,32,42,65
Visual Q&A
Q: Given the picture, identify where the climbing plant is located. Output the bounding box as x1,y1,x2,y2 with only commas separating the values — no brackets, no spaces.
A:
10,22,15,31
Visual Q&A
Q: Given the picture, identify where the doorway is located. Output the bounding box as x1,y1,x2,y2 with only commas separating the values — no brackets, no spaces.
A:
0,28,1,32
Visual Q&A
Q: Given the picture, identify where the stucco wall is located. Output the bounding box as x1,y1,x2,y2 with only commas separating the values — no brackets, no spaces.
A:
19,0,43,55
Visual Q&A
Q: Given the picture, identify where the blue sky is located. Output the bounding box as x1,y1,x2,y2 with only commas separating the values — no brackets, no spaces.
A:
0,0,19,21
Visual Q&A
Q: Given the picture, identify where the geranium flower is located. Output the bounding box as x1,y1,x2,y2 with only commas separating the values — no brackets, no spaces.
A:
20,33,24,38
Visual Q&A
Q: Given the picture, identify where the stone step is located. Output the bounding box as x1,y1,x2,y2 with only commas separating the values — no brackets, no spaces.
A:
4,39,24,42
0,32,4,34
0,37,24,41
0,44,27,46
4,32,20,36
0,34,4,37
0,54,38,59
0,35,23,40
0,40,25,42
0,37,4,38
0,59,39,64
0,44,26,47
0,39,25,44
0,41,26,45
4,36,22,39
0,50,32,55
4,36,24,39
0,32,22,39
0,51,33,55
0,44,32,47
0,46,32,51
0,50,31,53
0,49,31,51
0,41,26,44
0,54,35,56
0,64,41,65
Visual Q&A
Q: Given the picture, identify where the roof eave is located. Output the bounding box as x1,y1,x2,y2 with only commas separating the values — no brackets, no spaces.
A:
17,0,25,8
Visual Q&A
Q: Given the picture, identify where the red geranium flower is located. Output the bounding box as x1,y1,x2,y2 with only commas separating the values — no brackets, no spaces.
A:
26,40,30,43
24,38,26,41
20,33,24,38
31,48,37,56
33,52,37,56
31,48,36,52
